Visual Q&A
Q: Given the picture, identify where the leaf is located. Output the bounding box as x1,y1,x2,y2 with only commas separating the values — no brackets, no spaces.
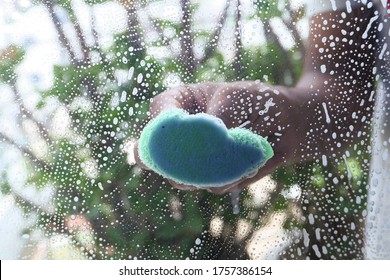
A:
0,45,25,84
253,0,283,20
253,0,282,20
273,194,288,211
0,180,11,195
35,99,46,110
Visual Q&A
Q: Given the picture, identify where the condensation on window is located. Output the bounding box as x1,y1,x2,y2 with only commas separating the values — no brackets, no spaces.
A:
0,0,389,260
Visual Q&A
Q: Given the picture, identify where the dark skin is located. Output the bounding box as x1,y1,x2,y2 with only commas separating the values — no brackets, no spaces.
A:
134,4,379,194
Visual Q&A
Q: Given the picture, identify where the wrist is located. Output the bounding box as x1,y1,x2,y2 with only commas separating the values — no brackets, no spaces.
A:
290,78,375,163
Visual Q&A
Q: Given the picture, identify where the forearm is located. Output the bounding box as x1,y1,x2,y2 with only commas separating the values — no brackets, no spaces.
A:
291,76,375,163
290,2,379,163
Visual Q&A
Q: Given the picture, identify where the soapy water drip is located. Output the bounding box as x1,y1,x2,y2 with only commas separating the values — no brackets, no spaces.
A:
322,102,331,124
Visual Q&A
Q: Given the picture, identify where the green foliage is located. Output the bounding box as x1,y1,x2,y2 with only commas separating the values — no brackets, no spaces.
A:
228,44,302,84
42,65,99,103
253,0,283,20
273,194,288,211
0,175,11,195
0,45,25,84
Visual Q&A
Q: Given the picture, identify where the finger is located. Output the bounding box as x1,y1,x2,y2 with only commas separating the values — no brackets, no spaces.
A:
168,179,199,191
149,83,221,118
149,91,183,118
233,156,282,191
208,155,283,195
205,170,259,195
133,141,151,170
206,82,290,133
167,155,280,195
206,83,254,129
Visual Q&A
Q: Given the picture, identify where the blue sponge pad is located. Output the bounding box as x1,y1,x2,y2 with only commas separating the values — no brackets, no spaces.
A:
138,109,274,188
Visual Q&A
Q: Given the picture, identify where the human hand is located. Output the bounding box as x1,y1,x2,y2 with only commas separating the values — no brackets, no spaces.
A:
132,2,381,195
134,81,303,194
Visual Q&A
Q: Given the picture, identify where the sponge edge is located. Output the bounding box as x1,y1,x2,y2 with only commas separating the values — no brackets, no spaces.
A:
138,109,274,188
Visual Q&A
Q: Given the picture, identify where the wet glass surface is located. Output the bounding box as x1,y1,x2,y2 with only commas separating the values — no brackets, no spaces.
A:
0,0,389,260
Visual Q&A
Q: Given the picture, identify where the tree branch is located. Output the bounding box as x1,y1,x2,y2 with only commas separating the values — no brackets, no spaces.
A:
123,2,145,54
69,12,90,64
179,0,196,76
148,14,176,51
90,7,107,64
43,0,78,63
199,0,231,64
233,0,244,78
11,84,52,145
282,1,305,58
0,132,49,170
12,190,43,213
263,19,297,83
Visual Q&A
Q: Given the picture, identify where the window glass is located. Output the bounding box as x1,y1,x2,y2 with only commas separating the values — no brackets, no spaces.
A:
0,0,389,260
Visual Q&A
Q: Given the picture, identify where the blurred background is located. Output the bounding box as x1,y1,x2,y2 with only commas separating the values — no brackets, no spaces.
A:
0,0,370,259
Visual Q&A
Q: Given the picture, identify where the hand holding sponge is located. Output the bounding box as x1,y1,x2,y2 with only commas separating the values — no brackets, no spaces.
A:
138,109,273,188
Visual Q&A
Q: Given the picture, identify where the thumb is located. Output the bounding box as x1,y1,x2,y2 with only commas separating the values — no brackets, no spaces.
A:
133,141,151,170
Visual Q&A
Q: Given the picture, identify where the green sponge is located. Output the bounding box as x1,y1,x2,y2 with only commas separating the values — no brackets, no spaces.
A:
138,109,273,188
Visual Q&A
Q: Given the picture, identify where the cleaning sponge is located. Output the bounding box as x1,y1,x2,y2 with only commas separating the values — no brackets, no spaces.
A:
138,109,273,188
